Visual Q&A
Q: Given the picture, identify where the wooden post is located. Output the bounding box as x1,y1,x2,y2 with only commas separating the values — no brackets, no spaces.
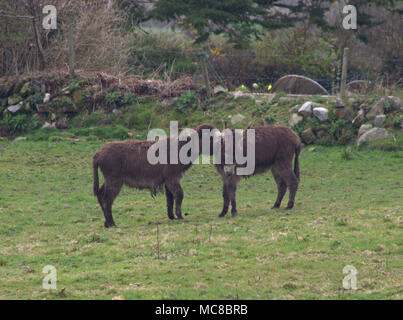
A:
199,52,211,97
340,47,349,100
68,26,76,78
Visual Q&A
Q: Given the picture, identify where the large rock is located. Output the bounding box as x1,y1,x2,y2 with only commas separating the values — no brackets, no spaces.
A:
358,124,373,137
366,99,385,120
357,128,389,146
373,114,386,128
230,114,246,125
301,128,317,145
289,113,303,126
298,101,319,116
312,107,328,122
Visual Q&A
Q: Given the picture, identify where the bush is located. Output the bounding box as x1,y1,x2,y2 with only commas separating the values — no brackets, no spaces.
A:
253,27,337,89
173,92,197,113
82,112,104,127
0,114,37,135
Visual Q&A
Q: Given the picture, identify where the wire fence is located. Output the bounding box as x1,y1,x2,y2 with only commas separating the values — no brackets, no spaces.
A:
124,47,403,95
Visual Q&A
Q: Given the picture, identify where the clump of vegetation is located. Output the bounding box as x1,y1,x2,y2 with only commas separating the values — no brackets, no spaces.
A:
26,127,59,141
0,114,37,135
105,91,136,109
172,91,197,113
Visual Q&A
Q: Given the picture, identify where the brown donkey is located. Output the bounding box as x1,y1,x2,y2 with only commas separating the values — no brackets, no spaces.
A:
215,125,301,217
93,124,219,227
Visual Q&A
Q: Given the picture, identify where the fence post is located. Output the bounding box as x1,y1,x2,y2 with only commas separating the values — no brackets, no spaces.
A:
340,47,349,100
68,26,76,78
198,51,211,97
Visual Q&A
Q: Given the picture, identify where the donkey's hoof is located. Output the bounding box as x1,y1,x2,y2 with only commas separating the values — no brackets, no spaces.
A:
231,211,238,217
104,222,116,228
218,213,226,218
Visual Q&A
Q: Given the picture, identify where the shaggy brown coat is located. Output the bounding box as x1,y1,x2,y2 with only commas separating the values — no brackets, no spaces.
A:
216,125,301,217
93,124,217,227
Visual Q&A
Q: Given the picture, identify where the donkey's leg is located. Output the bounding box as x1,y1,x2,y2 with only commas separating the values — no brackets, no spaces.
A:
103,178,123,228
166,181,184,219
274,162,299,210
165,185,175,220
96,183,106,212
219,182,230,217
271,168,287,209
228,176,240,217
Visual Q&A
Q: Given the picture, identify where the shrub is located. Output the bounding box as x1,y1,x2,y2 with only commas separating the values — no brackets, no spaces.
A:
173,92,197,113
105,91,121,108
0,114,37,135
253,27,337,86
82,112,104,127
393,117,402,129
86,135,99,142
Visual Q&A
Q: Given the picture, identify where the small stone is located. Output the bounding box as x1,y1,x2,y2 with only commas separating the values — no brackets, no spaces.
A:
213,85,227,95
366,99,385,120
14,137,27,142
335,98,344,108
312,107,328,122
230,114,246,125
7,102,23,113
335,107,353,121
301,128,316,145
8,95,22,106
289,113,303,126
352,109,365,128
42,122,56,128
43,93,51,103
298,102,319,116
386,96,401,111
373,114,386,127
232,91,254,100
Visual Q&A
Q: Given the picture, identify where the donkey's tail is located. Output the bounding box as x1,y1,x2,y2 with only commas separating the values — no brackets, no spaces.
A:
294,144,301,180
93,155,100,196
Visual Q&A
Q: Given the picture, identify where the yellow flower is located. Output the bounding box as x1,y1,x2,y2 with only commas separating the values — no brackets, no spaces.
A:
241,85,246,89
267,84,272,91
210,47,221,56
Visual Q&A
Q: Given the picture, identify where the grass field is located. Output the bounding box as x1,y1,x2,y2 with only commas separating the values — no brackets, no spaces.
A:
0,140,402,299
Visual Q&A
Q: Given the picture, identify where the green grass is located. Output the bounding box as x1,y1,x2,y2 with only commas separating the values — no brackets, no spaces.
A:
0,140,402,300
